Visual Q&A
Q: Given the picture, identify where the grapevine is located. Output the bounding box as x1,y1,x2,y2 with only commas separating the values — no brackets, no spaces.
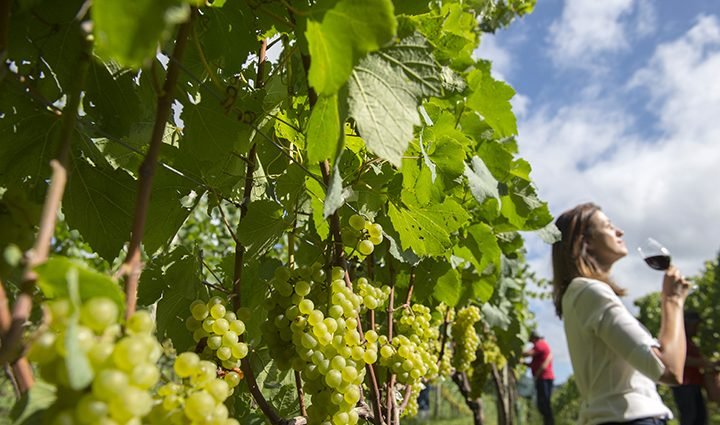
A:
1,1,547,425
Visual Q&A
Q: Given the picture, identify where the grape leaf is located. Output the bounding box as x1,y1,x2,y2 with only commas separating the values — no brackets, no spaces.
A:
306,94,341,163
143,167,200,254
237,200,290,260
466,68,517,138
64,159,134,261
388,194,468,257
306,0,396,95
464,156,500,205
348,35,443,167
457,223,501,276
92,0,187,68
10,380,56,425
306,178,330,241
536,221,561,244
180,86,256,166
155,250,202,352
34,257,125,314
0,79,61,187
323,162,347,218
83,62,143,139
433,263,461,306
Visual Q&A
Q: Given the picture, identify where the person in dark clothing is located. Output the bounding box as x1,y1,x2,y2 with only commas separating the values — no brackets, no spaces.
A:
524,331,555,425
672,311,710,425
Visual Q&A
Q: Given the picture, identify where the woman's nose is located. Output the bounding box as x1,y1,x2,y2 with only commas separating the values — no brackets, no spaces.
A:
615,227,624,236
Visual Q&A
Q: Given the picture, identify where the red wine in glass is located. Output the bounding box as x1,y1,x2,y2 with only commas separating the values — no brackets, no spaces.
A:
644,254,671,271
638,238,672,270
638,238,697,292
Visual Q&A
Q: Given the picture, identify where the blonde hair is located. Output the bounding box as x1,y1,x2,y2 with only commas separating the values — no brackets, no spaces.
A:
551,203,626,318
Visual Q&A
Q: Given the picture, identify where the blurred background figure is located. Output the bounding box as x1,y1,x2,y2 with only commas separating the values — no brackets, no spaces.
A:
524,330,555,425
672,311,710,425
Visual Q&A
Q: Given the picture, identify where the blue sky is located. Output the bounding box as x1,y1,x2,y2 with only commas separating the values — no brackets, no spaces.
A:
476,0,720,383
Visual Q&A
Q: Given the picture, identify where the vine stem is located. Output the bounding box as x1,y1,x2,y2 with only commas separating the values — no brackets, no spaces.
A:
230,39,284,425
386,258,396,424
120,14,194,319
436,307,451,366
0,22,92,391
0,278,10,334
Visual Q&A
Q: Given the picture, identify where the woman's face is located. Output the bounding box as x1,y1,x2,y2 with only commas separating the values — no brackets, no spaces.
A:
586,210,627,268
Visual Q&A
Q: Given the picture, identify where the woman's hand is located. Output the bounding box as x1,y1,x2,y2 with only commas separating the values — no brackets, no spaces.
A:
662,265,690,300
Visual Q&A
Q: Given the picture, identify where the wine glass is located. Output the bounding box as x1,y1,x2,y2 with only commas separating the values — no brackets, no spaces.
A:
637,238,697,292
637,238,672,271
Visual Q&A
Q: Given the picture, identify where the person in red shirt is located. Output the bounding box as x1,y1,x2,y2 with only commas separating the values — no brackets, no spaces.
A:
672,311,711,425
524,330,555,425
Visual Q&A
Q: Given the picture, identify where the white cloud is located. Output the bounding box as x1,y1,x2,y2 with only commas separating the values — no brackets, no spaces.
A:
519,15,720,382
474,33,512,79
548,0,657,68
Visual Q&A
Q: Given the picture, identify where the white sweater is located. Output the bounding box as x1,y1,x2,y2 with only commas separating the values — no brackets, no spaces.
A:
562,277,672,424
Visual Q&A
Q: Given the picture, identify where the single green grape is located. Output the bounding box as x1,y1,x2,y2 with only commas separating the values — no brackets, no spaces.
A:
174,352,201,378
80,297,119,333
349,214,366,231
358,239,374,256
184,390,216,422
126,310,154,334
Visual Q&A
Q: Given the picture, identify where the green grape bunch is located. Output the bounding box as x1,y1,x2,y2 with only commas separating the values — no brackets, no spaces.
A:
262,265,378,424
147,352,241,425
378,304,440,389
185,297,248,371
451,305,482,372
344,214,384,258
27,297,162,425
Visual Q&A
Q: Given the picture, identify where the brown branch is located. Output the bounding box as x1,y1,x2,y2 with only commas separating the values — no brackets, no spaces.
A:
404,266,415,306
0,278,10,334
294,370,307,417
0,23,93,390
120,14,194,319
398,384,413,416
437,307,452,366
229,38,284,425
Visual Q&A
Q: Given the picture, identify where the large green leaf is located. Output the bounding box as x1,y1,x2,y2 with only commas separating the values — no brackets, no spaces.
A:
457,223,501,276
464,156,500,205
466,68,517,138
34,257,125,313
306,94,341,163
65,158,198,260
143,167,200,254
433,263,461,306
64,159,134,260
306,0,396,95
0,79,61,187
305,178,330,241
323,162,347,218
237,200,290,260
83,62,144,139
388,194,468,257
198,4,258,75
348,35,443,167
154,250,202,352
10,380,56,425
180,86,257,166
92,0,187,68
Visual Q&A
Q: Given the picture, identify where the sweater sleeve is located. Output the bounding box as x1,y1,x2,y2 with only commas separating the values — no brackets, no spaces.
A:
574,281,666,382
